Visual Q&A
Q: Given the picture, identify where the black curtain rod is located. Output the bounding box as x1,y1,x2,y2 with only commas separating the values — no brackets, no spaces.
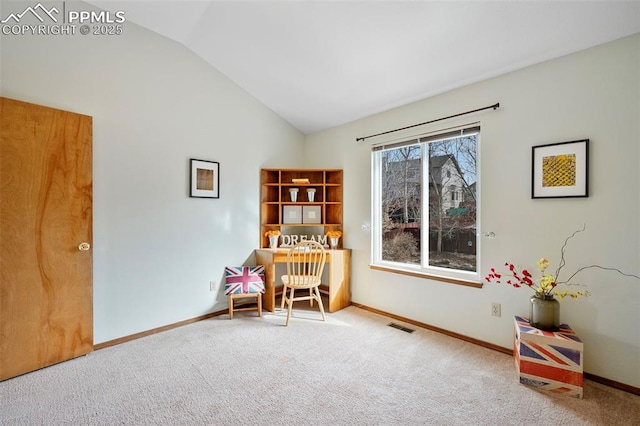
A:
356,102,500,142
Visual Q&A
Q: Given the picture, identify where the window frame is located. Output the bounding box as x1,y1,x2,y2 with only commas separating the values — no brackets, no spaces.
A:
371,125,482,285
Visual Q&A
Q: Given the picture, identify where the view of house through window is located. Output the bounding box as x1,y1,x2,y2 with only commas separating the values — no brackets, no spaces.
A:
372,127,479,280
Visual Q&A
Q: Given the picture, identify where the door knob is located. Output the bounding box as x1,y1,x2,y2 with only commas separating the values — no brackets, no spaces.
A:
78,242,91,251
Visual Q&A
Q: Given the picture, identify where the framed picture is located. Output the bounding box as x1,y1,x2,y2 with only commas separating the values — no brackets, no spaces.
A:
190,159,219,198
283,206,302,224
302,206,321,224
532,139,589,199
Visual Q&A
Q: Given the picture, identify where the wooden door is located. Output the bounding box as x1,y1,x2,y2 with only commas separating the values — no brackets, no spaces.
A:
0,97,93,381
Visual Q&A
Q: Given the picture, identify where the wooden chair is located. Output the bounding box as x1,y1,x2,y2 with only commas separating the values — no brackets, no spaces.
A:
224,266,265,319
228,292,262,320
280,240,327,326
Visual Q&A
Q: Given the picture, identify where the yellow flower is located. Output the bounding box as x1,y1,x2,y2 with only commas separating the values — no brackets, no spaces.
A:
264,230,281,237
555,289,590,300
326,231,342,238
540,273,555,287
537,258,550,272
533,273,555,294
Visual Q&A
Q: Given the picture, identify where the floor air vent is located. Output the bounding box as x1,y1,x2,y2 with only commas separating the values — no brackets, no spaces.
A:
387,322,415,334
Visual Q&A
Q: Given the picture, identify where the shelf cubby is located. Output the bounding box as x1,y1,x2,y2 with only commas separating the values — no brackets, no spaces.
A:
260,168,343,248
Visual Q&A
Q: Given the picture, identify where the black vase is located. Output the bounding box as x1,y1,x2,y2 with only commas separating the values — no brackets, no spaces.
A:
529,293,560,331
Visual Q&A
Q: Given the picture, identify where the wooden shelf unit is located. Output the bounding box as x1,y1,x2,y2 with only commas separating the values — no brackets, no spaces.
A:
260,168,343,248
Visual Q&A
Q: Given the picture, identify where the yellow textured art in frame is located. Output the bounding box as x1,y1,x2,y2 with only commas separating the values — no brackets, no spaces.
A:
532,139,588,198
542,154,576,187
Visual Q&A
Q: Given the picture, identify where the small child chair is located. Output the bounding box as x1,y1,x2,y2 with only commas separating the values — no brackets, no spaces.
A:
224,265,266,319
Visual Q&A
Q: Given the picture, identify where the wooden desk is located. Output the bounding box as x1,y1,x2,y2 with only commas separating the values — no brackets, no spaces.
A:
255,248,351,313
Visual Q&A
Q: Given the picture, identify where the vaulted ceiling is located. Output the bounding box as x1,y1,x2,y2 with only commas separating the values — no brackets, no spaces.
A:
88,1,640,134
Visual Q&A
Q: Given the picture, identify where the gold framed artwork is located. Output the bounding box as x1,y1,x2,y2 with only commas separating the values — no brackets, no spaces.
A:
532,139,588,199
190,159,220,198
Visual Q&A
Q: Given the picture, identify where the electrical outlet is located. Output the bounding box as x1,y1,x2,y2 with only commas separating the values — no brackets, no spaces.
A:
491,302,501,317
210,281,216,291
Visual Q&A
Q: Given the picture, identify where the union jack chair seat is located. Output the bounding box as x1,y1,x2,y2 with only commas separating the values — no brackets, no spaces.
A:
224,265,265,319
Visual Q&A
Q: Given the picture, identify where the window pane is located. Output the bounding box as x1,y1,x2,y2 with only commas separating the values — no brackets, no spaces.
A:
380,145,422,264
427,136,477,272
372,128,479,281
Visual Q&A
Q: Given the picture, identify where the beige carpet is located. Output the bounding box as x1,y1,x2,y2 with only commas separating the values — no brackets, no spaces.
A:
1,306,638,425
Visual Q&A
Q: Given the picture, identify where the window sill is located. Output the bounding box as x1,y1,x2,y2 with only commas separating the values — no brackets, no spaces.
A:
369,264,483,288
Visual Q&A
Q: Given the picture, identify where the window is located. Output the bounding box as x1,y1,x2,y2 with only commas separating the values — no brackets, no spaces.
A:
450,186,459,201
371,125,480,282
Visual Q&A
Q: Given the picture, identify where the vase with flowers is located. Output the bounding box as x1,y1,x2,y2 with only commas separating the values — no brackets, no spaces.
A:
326,231,342,249
485,225,638,331
264,230,281,249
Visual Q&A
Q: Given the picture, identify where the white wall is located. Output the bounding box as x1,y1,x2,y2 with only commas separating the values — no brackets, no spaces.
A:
305,34,640,387
1,2,304,343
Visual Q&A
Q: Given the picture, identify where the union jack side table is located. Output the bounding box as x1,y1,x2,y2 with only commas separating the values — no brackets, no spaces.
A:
514,316,584,398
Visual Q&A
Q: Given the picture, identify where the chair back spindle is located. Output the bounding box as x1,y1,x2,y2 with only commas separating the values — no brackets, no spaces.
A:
281,240,327,326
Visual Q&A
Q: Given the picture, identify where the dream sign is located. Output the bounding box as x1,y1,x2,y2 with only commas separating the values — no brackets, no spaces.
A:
278,234,327,248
